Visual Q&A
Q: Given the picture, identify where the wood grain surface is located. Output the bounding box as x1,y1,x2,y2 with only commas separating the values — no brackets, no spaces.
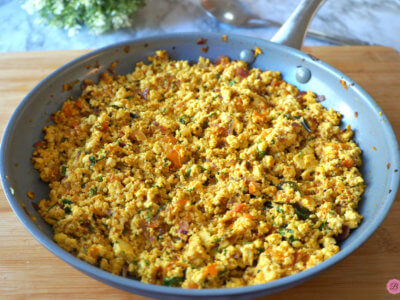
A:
0,46,399,300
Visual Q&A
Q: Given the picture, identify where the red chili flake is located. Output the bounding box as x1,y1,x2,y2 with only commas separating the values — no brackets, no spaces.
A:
387,163,391,170
335,225,350,242
201,46,209,53
153,121,168,134
214,55,230,66
355,112,359,118
32,201,40,212
236,67,249,78
178,220,189,234
296,91,307,99
142,87,149,100
196,38,207,45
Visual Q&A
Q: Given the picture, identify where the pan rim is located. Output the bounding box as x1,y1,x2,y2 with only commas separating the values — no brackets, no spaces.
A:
1,32,399,298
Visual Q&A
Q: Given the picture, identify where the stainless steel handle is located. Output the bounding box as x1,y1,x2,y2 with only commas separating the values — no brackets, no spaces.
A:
271,0,326,49
250,17,373,46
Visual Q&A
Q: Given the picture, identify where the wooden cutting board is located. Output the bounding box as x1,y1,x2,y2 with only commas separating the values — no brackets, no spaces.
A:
0,47,399,299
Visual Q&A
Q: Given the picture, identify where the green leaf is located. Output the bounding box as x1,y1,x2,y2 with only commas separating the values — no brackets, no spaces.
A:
318,221,327,231
283,113,293,120
276,181,300,192
61,165,67,176
292,203,312,220
62,199,73,205
63,206,72,214
89,156,96,166
229,80,236,86
218,269,228,276
256,247,265,254
179,115,189,125
163,277,183,287
257,148,268,160
90,187,97,196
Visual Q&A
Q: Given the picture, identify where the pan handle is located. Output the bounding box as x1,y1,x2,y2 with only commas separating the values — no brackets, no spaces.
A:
271,0,326,49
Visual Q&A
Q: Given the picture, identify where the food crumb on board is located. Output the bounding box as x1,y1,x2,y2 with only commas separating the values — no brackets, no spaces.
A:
221,34,228,42
387,163,391,170
372,146,377,151
354,112,358,118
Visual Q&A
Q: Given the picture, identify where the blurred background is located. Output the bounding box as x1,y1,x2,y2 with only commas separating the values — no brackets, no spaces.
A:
1,0,399,52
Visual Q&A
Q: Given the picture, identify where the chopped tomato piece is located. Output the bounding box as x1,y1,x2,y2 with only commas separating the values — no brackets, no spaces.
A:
214,55,230,66
63,103,73,117
233,203,246,213
99,121,108,132
74,97,86,109
236,67,249,78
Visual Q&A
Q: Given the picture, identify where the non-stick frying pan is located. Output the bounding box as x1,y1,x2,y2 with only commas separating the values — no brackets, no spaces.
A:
1,0,399,299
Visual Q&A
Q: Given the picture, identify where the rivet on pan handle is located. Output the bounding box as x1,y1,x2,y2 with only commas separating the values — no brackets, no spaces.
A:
271,0,326,50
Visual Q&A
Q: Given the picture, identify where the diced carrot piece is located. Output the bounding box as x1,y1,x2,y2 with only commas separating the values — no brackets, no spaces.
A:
249,182,256,194
244,213,253,220
176,198,187,206
187,281,199,289
271,80,283,87
343,158,354,168
205,263,218,277
163,136,178,144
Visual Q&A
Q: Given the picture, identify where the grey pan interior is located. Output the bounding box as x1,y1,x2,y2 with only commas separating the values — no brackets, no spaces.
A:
1,33,399,299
